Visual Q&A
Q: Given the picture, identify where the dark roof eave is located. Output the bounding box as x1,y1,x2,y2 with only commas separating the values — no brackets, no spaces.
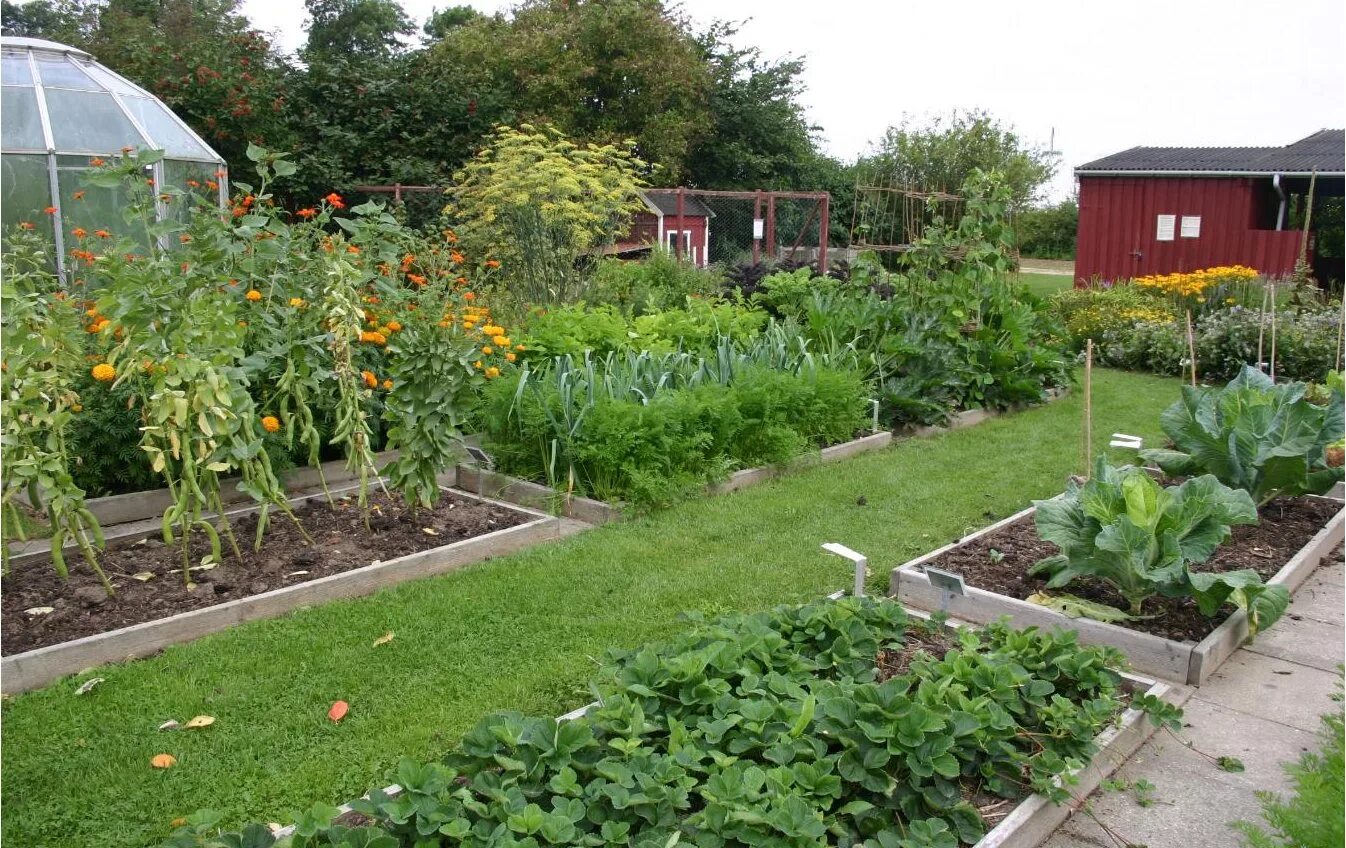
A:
1075,169,1346,178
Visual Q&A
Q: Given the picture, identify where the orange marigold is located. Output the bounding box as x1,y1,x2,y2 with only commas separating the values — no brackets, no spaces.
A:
386,320,402,332
485,259,500,269
245,289,262,302
361,370,377,388
381,379,393,390
360,330,387,346
91,363,116,382
505,352,516,362
481,346,493,355
260,415,281,433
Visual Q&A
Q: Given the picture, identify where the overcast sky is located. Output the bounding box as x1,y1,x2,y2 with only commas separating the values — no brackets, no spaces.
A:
239,0,1346,202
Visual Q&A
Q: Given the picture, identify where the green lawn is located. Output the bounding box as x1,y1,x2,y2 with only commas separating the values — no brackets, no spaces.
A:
0,369,1181,848
1012,271,1074,298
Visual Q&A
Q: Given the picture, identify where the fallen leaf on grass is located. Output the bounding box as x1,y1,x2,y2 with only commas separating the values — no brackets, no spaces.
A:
183,715,215,729
151,753,177,769
131,571,155,582
25,606,54,616
74,677,104,695
328,700,349,723
159,719,181,731
372,632,395,647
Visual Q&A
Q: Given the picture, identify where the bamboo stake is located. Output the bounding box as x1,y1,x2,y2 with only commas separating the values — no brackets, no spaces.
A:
1185,309,1198,387
1269,280,1278,381
1083,339,1093,476
1337,294,1345,372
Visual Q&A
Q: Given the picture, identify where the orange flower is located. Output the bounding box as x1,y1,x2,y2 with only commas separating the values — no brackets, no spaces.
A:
179,234,192,243
443,230,458,244
94,229,111,239
346,245,360,255
481,345,493,355
71,227,87,239
44,206,56,215
464,292,475,301
288,297,306,308
505,352,516,362
296,208,317,219
386,320,402,332
90,157,106,166
214,169,227,178
361,370,377,389
493,335,509,347
91,363,116,382
186,180,200,188
260,415,281,433
324,192,345,209
407,273,427,286
19,221,33,230
382,379,393,390
359,330,387,346
72,191,85,200
484,366,500,378
245,289,262,302
485,259,500,269
450,251,465,263
514,344,525,351
205,180,218,191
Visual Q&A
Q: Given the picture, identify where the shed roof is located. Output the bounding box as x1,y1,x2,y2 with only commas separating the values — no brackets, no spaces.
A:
1076,129,1344,176
642,192,714,217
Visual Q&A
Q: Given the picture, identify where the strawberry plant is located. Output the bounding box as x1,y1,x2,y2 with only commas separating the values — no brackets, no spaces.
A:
161,598,1180,848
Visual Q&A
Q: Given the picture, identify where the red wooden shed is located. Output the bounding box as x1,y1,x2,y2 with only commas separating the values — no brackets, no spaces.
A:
611,191,714,267
1074,129,1344,285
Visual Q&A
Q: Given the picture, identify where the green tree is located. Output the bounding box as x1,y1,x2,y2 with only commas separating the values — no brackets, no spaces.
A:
430,0,711,181
1014,198,1078,259
422,4,480,40
302,0,414,62
1,0,98,41
863,109,1057,210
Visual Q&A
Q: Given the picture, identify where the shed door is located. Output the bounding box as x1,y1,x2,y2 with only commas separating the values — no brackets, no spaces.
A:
666,229,697,264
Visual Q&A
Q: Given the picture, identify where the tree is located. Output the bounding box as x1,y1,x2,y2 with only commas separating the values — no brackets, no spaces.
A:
863,109,1056,210
682,21,818,190
422,4,480,40
447,124,645,304
302,0,414,63
429,0,712,181
1014,198,1078,260
1,0,98,41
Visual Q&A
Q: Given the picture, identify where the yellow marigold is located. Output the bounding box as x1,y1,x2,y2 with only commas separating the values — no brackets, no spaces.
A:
362,370,377,389
481,345,493,355
382,379,393,390
360,330,387,346
493,335,509,347
484,366,500,378
386,320,402,332
505,352,516,362
473,360,483,370
261,415,281,433
514,344,525,351
245,289,262,302
288,297,306,308
91,363,116,382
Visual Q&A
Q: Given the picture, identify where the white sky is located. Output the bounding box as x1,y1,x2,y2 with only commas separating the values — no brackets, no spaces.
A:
239,0,1346,202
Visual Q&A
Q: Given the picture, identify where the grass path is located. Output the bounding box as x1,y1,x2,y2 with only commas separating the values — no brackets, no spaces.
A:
0,369,1180,848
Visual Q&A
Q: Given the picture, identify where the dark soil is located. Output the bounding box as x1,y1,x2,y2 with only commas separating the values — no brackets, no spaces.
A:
877,627,957,681
920,496,1340,642
2,491,531,655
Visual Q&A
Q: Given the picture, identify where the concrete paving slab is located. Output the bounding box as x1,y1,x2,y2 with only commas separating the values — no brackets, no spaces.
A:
1191,650,1342,733
1245,613,1344,672
1287,567,1346,624
1165,697,1317,795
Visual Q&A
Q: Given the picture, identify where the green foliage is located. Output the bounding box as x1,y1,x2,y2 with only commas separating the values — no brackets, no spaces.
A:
1051,284,1177,349
302,0,414,63
1232,691,1344,848
1030,459,1283,631
1014,199,1078,260
586,251,721,315
862,110,1057,210
516,298,765,363
159,598,1177,848
1140,367,1345,506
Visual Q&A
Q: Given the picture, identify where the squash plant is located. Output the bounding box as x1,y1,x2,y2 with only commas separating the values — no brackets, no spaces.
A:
1031,459,1288,634
0,227,110,590
1140,366,1344,506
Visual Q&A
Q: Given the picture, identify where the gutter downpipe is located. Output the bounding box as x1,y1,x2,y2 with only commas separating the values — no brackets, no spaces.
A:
1272,173,1286,230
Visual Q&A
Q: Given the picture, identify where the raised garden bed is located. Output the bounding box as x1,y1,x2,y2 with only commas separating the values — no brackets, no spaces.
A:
890,495,1345,685
0,486,581,694
263,598,1180,848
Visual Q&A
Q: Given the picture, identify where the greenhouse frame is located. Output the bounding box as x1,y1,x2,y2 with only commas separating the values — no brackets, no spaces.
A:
0,35,228,275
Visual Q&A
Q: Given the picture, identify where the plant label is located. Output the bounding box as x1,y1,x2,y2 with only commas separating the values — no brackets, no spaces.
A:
1109,433,1143,449
924,567,965,612
465,445,495,470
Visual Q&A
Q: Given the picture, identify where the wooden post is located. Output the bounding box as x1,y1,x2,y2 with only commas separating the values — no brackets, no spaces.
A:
675,187,685,261
1185,309,1197,387
818,193,830,274
752,191,763,264
1256,285,1269,370
1269,280,1278,380
765,193,776,262
1084,339,1093,477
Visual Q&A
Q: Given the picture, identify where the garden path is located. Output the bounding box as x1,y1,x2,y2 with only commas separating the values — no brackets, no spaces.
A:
1043,550,1345,848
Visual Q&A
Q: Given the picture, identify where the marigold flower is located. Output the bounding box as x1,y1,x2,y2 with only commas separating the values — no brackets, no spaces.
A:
245,289,262,302
464,292,475,301
296,208,317,219
362,370,377,388
91,363,116,382
493,335,509,347
71,227,87,239
360,330,387,346
187,180,200,188
481,345,493,355
382,379,393,390
260,415,281,433
407,273,427,286
346,245,360,255
484,366,500,378
386,320,402,332
514,344,525,351
325,192,345,209
94,229,111,239
288,297,306,308
505,352,516,362
450,251,465,263
473,360,483,369
485,259,500,269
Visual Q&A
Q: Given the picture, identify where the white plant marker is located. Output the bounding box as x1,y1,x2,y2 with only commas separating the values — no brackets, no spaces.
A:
822,542,868,598
923,567,966,614
1109,433,1143,450
869,398,880,434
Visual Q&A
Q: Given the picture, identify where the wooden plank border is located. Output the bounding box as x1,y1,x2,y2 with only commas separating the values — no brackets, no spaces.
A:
1,488,586,695
891,500,1345,686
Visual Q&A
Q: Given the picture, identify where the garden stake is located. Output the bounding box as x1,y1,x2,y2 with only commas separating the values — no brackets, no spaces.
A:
1184,309,1197,387
1269,280,1278,380
1083,339,1093,477
1256,285,1269,370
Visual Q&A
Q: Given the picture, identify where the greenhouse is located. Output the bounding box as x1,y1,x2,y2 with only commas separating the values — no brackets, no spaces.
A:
0,35,226,273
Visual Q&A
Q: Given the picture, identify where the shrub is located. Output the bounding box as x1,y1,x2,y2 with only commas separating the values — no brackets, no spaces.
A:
517,300,768,363
587,250,721,314
1013,199,1077,260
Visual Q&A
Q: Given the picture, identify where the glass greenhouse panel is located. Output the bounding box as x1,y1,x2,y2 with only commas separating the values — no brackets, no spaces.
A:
122,96,213,159
163,160,221,224
1,154,53,245
56,154,150,251
79,62,146,98
1,86,46,150
45,88,145,153
1,51,33,85
33,52,98,90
